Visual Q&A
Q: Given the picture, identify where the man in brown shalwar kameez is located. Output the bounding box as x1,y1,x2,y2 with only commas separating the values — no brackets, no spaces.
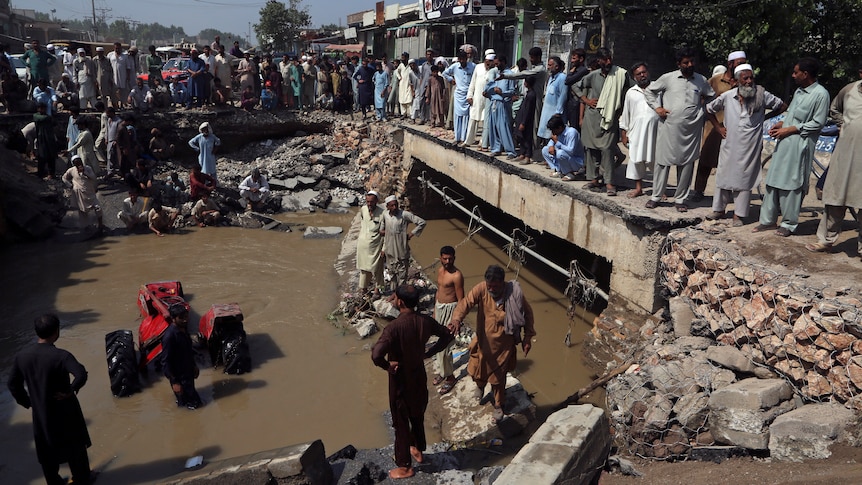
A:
449,265,536,422
371,284,454,479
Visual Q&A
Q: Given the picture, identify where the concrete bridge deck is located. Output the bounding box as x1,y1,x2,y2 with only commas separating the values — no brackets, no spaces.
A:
398,123,836,314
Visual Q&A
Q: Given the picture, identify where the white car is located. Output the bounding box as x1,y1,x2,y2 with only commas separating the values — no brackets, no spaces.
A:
8,55,29,83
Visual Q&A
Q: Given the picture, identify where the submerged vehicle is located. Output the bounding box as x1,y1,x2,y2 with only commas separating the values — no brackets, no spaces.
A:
105,281,249,397
199,303,251,375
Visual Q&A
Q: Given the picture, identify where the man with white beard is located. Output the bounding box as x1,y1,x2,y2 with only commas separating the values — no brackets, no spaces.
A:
705,64,786,226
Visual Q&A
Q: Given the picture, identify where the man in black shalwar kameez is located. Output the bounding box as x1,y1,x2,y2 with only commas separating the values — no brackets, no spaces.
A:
371,284,454,479
8,313,93,485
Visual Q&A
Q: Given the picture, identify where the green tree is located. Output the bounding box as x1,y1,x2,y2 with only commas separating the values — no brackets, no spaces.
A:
319,23,341,32
198,28,243,45
254,0,311,51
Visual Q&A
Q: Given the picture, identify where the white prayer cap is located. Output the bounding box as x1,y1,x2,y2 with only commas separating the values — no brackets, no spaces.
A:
366,190,380,199
77,48,85,54
199,122,210,132
452,57,458,63
96,46,104,52
712,65,727,77
734,63,753,76
384,195,397,204
301,55,307,61
46,43,55,50
71,154,82,162
484,49,495,56
408,59,415,64
727,50,746,62
485,54,496,61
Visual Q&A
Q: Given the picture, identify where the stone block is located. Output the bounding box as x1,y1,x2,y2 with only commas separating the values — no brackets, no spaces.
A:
669,296,695,336
708,378,792,411
351,318,378,339
706,345,755,374
769,403,855,461
496,404,609,485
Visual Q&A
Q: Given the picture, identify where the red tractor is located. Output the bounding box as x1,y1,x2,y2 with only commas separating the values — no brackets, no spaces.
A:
199,303,251,375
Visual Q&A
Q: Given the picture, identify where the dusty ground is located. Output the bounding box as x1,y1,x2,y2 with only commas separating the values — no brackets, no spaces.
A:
600,445,862,485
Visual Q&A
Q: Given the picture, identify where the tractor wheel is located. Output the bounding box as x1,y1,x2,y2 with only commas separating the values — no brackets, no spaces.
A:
105,330,141,397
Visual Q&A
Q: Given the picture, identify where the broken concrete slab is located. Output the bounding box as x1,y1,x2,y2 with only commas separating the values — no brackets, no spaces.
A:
708,378,795,449
352,318,378,339
709,377,793,410
162,440,331,485
495,404,609,485
281,189,320,212
769,403,855,461
303,226,343,239
372,299,400,319
706,345,756,374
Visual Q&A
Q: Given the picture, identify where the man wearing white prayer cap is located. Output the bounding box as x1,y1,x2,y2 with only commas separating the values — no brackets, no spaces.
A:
705,62,786,226
691,49,749,203
188,121,221,181
380,195,426,291
358,190,385,294
464,49,495,146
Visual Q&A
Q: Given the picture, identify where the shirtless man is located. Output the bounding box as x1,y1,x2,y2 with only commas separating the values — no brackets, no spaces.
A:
433,246,464,395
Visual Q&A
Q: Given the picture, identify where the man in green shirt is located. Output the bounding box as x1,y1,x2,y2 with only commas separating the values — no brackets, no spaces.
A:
755,57,830,237
145,45,164,88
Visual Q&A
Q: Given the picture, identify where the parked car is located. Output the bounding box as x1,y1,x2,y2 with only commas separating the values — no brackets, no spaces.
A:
9,55,28,83
140,56,191,85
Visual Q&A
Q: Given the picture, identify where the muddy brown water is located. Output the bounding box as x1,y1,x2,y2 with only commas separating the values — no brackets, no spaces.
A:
0,212,595,484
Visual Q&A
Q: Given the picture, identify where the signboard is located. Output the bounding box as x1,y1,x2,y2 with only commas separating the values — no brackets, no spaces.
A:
376,1,385,26
423,0,506,21
343,27,357,40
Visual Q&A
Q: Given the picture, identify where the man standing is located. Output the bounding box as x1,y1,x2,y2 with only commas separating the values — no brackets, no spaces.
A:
22,39,56,95
8,313,94,485
396,53,415,118
380,195,426,291
162,304,202,408
433,246,464,395
464,49,495,146
354,56,375,119
73,48,97,110
499,47,547,162
449,265,535,422
644,47,715,212
690,50,748,202
576,48,631,195
755,57,829,236
486,59,517,158
442,50,475,144
188,122,221,182
412,49,434,124
806,64,862,255
705,64,786,226
93,47,114,108
62,155,104,232
371,284,454,479
564,48,589,130
357,190,385,295
620,61,659,198
144,45,164,88
214,45,235,105
107,42,132,109
537,56,569,161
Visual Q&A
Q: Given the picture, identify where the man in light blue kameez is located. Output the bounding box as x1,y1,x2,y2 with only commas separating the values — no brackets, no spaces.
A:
442,50,475,145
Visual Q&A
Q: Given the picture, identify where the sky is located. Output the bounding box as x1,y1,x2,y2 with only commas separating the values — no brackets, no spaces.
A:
13,0,366,44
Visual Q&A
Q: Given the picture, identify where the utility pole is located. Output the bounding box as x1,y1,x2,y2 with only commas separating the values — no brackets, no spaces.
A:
91,0,98,40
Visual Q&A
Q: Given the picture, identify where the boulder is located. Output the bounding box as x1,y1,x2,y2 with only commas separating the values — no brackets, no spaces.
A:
769,403,854,461
372,299,400,319
352,318,378,339
302,226,343,239
669,296,695,336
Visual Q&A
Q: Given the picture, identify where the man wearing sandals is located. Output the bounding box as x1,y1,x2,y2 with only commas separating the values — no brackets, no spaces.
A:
576,47,631,195
432,246,464,395
371,285,454,479
704,64,786,226
806,63,862,254
448,265,535,423
644,47,715,212
756,57,829,237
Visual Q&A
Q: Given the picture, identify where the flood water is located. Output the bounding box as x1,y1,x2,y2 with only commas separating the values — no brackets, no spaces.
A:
0,211,595,484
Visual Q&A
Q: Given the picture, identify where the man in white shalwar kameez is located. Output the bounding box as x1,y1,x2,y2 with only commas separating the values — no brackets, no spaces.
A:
620,62,659,198
463,49,494,146
380,195,426,291
357,190,385,294
705,64,786,225
73,49,97,110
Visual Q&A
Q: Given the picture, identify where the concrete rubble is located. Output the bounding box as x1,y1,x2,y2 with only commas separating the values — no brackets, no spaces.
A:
599,224,862,462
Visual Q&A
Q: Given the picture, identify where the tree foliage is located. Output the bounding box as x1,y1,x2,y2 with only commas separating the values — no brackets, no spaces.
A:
525,0,862,95
31,10,188,47
319,23,342,32
198,29,244,46
254,0,311,51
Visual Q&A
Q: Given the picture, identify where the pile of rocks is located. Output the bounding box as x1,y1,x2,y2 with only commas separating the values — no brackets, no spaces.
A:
602,225,862,461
